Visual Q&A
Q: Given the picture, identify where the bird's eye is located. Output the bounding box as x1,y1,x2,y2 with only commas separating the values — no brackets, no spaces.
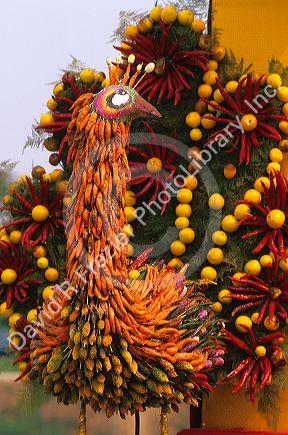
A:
108,90,131,109
116,89,127,96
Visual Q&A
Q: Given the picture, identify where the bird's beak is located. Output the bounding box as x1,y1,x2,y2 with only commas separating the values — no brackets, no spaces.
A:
135,93,162,118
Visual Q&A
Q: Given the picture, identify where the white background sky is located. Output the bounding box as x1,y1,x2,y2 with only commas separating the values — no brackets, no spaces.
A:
0,0,148,178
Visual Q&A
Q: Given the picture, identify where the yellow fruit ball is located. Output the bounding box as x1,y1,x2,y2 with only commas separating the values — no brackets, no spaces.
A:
40,113,54,126
18,362,28,372
94,72,106,83
9,230,22,244
1,269,17,285
191,19,205,33
185,176,198,191
198,84,213,99
37,257,49,270
42,285,54,301
175,204,192,218
128,269,140,280
189,128,202,142
266,209,285,229
0,302,13,318
255,345,267,357
167,258,184,270
122,224,134,238
282,103,288,116
203,71,218,85
125,25,139,39
201,266,217,281
225,81,238,94
221,215,238,233
269,148,283,163
177,188,193,204
267,73,282,89
244,189,262,205
214,88,225,103
1,235,10,243
55,180,68,195
208,193,225,211
178,10,194,26
44,137,58,152
45,268,59,282
207,247,224,265
251,312,260,323
224,163,237,179
124,206,136,222
186,111,201,128
235,315,252,333
46,97,57,111
206,60,218,71
50,169,64,182
63,195,72,207
218,289,232,304
18,175,28,185
211,44,226,61
33,245,46,259
32,205,49,222
150,5,162,22
2,195,13,205
0,228,6,238
234,204,251,220
146,157,162,173
101,78,110,88
80,69,95,84
207,100,217,112
42,174,51,183
27,309,38,323
138,17,153,34
161,5,177,24
232,272,245,286
254,176,270,193
211,302,222,313
201,116,216,129
53,82,64,96
260,254,273,268
279,120,288,134
175,216,189,229
245,259,261,276
264,315,279,331
279,258,288,272
212,230,228,246
241,114,258,131
127,244,134,257
125,191,136,207
179,228,195,244
277,86,288,103
171,240,186,257
9,313,21,328
266,161,281,175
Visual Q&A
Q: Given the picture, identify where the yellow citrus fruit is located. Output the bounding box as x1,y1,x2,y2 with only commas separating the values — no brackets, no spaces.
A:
32,205,49,222
277,86,288,103
138,18,153,34
269,148,283,163
125,25,138,39
175,216,189,229
128,270,140,280
241,114,258,131
45,268,59,282
266,161,281,174
1,269,17,285
124,206,136,222
42,285,54,301
171,240,186,256
267,73,282,89
195,99,208,114
50,169,64,182
42,174,51,183
177,188,193,203
122,224,134,238
206,60,218,71
207,247,224,265
244,259,261,276
201,266,217,281
27,309,38,323
0,228,6,238
279,258,288,272
175,204,192,218
260,254,273,268
185,175,198,190
0,302,13,318
94,72,106,83
150,6,162,22
207,100,217,112
208,193,225,211
167,258,184,270
80,69,95,84
53,82,64,96
124,191,136,207
211,302,222,313
177,10,194,26
218,289,232,304
40,113,54,126
18,362,28,372
46,98,57,111
235,315,252,333
201,116,216,129
221,215,238,233
254,176,270,193
2,195,13,205
37,257,49,269
255,345,266,357
282,103,288,116
279,120,288,134
203,71,218,85
191,19,205,33
225,81,238,94
214,88,225,103
211,44,226,61
224,163,236,179
244,189,262,204
63,195,72,207
161,5,177,24
9,230,22,244
55,180,68,194
179,228,195,244
9,313,21,328
189,128,202,142
127,244,134,257
1,235,10,243
232,272,245,286
101,78,110,88
264,315,279,331
212,230,228,246
198,84,213,99
146,157,162,173
266,209,285,229
33,245,46,259
234,204,251,220
186,111,201,128
251,312,260,323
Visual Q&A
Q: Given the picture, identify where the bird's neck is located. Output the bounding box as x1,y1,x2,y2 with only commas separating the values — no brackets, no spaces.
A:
66,120,131,301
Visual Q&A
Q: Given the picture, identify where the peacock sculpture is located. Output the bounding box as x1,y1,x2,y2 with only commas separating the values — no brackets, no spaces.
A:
30,58,222,434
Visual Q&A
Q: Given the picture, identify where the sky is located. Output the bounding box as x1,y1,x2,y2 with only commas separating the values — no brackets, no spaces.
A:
0,0,148,178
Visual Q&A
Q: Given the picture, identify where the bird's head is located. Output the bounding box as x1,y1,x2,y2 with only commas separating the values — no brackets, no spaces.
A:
93,85,161,122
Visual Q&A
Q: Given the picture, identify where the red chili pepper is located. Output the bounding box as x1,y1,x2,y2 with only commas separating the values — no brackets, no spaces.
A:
226,357,251,380
233,360,256,393
129,248,154,271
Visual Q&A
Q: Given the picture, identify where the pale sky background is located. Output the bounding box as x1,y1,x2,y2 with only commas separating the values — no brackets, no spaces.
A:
0,0,149,178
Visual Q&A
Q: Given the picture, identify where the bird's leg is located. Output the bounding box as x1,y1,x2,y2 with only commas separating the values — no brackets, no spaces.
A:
79,401,87,435
135,410,141,435
160,409,169,435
